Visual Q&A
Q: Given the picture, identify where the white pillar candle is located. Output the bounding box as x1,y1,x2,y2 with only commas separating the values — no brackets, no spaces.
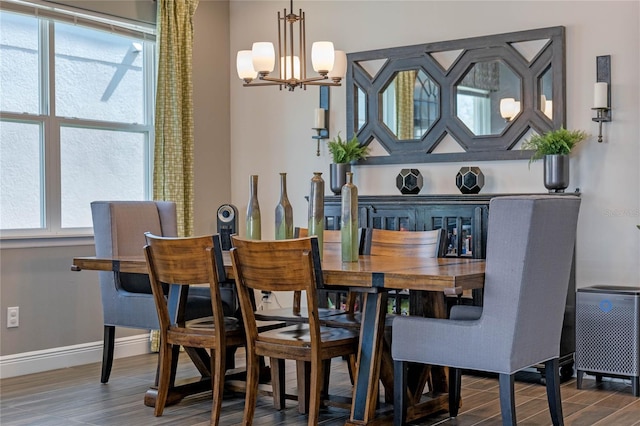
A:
593,82,608,108
314,108,325,129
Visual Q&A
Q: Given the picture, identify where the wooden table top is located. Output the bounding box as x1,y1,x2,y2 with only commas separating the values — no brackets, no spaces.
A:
72,252,485,293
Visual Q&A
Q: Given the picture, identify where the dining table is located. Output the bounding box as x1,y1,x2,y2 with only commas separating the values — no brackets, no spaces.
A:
72,250,485,425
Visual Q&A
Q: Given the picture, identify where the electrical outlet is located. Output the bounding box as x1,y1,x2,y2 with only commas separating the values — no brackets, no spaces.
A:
7,307,19,328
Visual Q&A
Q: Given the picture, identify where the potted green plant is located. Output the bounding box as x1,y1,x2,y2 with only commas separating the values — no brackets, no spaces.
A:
327,133,370,194
522,127,588,193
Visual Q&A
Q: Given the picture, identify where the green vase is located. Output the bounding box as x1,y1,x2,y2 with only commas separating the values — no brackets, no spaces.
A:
341,172,358,262
308,172,324,256
246,175,261,240
275,172,293,240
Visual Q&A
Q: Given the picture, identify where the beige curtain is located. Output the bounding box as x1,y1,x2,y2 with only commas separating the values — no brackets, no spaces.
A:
396,70,417,140
153,0,198,237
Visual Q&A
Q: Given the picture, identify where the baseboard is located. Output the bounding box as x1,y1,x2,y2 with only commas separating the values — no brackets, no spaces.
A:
0,333,151,379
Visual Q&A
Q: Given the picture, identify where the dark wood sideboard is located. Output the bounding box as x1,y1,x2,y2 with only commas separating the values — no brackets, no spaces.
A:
322,193,578,378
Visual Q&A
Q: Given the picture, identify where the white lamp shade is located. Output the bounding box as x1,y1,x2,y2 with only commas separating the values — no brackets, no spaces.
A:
311,41,335,73
500,98,517,119
236,50,257,80
328,50,347,79
280,55,301,80
252,42,275,73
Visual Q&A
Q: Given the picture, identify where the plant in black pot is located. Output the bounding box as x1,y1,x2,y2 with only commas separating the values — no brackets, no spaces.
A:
327,133,370,195
523,127,588,193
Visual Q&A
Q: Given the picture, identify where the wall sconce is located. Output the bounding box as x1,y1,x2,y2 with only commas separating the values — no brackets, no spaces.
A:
499,97,520,121
592,55,611,143
312,85,330,156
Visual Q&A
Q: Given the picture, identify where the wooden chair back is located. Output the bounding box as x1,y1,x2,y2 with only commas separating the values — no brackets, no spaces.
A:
295,227,366,257
367,228,446,258
144,233,226,334
294,227,366,312
230,236,324,337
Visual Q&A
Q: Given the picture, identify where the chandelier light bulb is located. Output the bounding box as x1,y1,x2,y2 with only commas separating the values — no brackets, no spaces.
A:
500,97,517,121
252,42,275,74
236,50,257,81
311,41,335,74
280,55,301,80
328,50,347,81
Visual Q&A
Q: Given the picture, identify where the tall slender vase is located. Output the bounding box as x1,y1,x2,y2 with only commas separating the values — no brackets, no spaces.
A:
275,172,293,240
246,175,261,240
341,172,358,262
308,172,325,256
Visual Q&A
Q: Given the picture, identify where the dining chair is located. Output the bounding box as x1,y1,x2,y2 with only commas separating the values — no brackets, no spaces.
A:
295,227,365,313
91,201,232,383
252,228,364,323
143,233,246,423
391,195,581,426
230,236,359,426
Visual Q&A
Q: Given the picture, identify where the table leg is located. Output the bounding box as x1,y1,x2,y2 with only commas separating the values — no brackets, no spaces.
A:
348,289,388,425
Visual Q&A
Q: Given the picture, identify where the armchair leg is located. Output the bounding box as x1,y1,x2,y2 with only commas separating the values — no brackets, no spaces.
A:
498,373,517,426
448,367,461,417
101,325,115,383
545,358,564,426
393,360,407,426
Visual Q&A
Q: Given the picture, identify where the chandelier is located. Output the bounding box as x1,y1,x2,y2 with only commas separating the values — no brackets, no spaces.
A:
236,0,346,91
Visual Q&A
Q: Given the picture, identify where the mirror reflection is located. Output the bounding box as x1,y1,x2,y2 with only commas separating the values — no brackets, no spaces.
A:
539,66,553,120
455,60,521,136
381,69,439,140
356,86,367,131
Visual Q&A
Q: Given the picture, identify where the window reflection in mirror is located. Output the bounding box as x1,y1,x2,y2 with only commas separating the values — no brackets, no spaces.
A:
539,65,553,120
381,69,439,140
455,60,521,136
356,86,367,131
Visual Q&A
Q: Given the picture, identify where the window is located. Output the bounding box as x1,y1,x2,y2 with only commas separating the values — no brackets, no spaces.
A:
0,5,155,237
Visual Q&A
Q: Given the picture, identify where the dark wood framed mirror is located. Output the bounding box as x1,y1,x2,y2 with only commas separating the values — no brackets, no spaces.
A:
346,26,565,165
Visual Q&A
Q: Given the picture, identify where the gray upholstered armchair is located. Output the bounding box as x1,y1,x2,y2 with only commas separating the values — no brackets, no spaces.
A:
91,201,218,383
391,195,581,426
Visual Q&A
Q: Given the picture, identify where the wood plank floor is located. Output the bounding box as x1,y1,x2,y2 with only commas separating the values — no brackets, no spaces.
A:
1,349,639,425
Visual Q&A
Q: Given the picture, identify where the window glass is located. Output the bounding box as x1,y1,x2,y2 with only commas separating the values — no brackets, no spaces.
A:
60,127,147,228
0,7,154,237
0,12,40,114
55,22,145,124
0,121,43,229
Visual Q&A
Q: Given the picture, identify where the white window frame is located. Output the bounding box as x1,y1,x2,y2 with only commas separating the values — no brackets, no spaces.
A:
0,1,156,246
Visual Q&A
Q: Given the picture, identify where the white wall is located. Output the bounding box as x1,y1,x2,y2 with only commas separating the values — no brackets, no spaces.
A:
229,0,640,288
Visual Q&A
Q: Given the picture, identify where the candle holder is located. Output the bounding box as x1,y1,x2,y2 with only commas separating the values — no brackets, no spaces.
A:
312,86,330,156
591,55,611,143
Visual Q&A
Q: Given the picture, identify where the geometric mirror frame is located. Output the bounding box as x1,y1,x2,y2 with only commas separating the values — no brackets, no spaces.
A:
346,26,565,165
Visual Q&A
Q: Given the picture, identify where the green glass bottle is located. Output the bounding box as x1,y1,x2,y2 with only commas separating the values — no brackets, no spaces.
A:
246,175,261,240
308,172,324,256
341,172,358,262
275,172,293,240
